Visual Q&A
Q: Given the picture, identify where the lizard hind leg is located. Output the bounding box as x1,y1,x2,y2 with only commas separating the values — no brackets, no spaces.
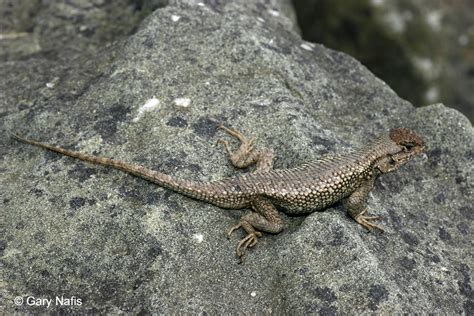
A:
228,197,284,261
217,124,274,172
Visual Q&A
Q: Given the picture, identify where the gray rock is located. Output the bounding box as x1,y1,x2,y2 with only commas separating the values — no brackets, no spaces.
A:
1,0,472,314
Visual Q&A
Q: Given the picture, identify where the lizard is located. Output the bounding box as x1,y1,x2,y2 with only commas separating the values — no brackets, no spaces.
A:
12,125,425,260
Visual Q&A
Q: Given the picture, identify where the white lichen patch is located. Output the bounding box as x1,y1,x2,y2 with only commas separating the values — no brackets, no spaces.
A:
0,32,29,40
300,43,314,51
171,15,181,22
174,97,191,107
133,97,160,122
45,77,59,88
268,9,280,17
193,233,204,243
249,98,272,107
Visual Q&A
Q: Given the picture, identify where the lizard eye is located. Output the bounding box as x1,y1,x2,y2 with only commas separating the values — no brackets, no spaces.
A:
402,143,415,152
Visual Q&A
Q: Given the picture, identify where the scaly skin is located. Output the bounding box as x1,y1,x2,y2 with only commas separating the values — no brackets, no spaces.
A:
12,125,425,260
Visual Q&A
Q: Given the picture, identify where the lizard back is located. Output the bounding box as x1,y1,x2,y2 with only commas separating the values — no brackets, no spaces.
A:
223,151,375,214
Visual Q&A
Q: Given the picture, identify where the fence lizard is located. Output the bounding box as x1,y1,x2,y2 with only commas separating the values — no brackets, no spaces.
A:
12,125,425,260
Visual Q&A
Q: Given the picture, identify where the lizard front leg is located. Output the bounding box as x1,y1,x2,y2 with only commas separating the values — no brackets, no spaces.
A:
217,124,274,172
228,197,284,261
217,125,280,260
344,177,384,231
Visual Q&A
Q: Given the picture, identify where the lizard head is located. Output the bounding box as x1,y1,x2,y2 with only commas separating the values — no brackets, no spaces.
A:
388,128,425,164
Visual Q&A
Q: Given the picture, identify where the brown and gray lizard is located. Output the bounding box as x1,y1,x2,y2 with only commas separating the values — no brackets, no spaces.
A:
12,125,425,259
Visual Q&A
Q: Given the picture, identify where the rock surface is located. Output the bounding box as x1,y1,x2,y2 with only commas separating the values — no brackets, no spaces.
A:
1,0,472,314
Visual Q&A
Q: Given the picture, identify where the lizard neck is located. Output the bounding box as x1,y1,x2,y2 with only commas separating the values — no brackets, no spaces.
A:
357,134,400,163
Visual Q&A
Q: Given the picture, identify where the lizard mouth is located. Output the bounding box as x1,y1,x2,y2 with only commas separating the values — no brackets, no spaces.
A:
393,144,425,164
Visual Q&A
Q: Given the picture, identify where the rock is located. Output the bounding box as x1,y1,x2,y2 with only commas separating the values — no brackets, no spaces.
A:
1,0,472,314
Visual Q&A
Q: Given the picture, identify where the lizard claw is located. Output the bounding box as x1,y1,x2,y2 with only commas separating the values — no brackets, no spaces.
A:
217,138,232,154
236,232,262,261
227,223,242,239
355,214,384,232
218,124,256,145
218,124,243,139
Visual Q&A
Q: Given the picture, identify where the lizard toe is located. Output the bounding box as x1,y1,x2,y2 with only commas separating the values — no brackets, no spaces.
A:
355,214,384,232
236,232,262,260
227,223,242,239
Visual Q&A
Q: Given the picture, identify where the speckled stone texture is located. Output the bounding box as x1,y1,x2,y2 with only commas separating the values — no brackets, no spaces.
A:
1,0,472,314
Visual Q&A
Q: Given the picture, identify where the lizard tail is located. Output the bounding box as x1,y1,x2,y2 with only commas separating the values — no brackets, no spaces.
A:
11,134,217,202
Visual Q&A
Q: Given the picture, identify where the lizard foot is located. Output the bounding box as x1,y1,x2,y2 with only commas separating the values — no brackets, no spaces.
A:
227,222,262,261
355,214,384,232
217,124,257,168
